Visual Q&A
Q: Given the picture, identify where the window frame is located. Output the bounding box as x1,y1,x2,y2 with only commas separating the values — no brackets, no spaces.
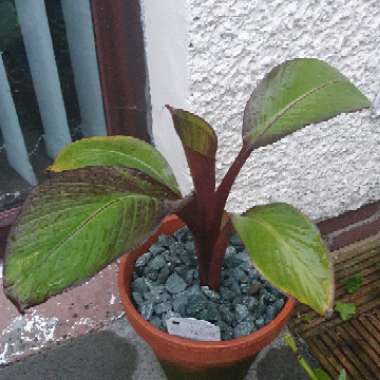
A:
91,0,151,141
0,0,150,236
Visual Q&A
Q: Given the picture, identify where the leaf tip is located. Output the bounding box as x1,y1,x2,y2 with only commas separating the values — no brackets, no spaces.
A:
47,165,60,174
165,104,175,114
315,278,335,317
324,307,334,319
3,284,27,315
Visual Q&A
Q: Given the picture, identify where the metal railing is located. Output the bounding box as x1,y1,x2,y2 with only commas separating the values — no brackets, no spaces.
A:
0,0,106,185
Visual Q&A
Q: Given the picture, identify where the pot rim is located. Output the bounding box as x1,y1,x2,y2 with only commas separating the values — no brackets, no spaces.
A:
118,215,296,350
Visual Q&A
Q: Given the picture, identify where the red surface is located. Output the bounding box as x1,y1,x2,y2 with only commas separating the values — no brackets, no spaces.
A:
91,0,150,141
118,215,296,370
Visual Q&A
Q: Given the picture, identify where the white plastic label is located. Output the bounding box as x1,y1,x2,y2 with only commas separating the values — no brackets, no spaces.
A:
166,317,221,341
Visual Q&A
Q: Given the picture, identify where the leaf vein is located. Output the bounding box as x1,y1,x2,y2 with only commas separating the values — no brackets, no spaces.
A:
253,79,340,143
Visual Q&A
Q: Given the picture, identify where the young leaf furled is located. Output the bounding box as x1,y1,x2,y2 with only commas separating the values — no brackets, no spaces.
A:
167,107,220,283
167,106,217,159
167,107,217,208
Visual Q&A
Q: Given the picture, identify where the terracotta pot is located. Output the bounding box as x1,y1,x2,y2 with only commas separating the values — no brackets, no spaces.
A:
118,215,296,380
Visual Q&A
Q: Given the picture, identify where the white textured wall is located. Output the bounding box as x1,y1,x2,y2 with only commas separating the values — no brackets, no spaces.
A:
141,0,192,194
187,0,380,220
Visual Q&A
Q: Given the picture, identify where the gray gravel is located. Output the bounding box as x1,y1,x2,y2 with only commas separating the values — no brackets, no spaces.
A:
132,227,286,340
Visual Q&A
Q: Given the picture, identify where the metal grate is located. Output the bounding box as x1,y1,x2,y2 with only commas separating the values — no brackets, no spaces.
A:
0,0,106,189
290,234,380,380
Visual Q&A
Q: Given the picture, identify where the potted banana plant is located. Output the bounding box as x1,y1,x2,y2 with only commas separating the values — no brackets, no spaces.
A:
2,58,370,380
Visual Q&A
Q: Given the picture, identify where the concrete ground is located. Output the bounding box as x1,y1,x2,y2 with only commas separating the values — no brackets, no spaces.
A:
0,317,314,380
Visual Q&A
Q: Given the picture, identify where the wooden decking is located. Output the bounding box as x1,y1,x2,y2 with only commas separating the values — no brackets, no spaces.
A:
290,234,380,380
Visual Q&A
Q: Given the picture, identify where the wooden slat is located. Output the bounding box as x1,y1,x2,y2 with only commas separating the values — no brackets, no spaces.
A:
335,325,376,379
332,234,380,264
351,317,380,356
290,234,380,380
293,290,380,338
335,252,379,278
367,314,380,331
333,245,379,266
341,322,379,369
321,331,363,379
308,335,341,377
291,284,379,336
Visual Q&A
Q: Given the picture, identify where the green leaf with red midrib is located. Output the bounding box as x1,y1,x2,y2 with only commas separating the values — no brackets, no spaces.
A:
4,167,185,311
166,107,217,203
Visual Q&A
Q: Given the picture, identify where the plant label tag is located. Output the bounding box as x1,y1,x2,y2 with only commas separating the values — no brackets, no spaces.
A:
166,317,221,341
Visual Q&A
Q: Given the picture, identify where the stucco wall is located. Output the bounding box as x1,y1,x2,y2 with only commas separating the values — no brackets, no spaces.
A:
144,0,380,221
186,0,380,220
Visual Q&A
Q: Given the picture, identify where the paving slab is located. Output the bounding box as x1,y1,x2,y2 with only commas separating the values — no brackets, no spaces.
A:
0,317,314,380
0,262,124,365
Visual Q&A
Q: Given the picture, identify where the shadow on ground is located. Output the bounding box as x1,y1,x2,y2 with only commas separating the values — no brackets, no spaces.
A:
0,331,137,380
256,347,312,380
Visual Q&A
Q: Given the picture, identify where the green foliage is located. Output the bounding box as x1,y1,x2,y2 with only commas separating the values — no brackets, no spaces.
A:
232,203,333,314
4,167,186,310
312,368,347,380
284,333,298,352
344,275,363,294
49,136,181,196
243,58,370,149
314,368,333,380
3,58,370,314
335,302,356,321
